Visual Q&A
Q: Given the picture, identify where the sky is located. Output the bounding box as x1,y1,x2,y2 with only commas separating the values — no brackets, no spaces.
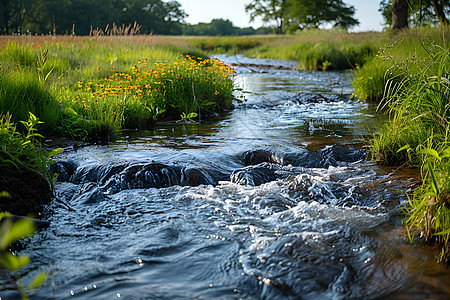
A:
176,0,385,32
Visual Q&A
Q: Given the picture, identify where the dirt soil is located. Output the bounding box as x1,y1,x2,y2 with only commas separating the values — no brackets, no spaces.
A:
0,164,53,217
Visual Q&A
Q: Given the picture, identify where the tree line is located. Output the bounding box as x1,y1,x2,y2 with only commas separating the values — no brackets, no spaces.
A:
0,0,187,35
1,0,449,36
245,0,449,33
0,0,272,36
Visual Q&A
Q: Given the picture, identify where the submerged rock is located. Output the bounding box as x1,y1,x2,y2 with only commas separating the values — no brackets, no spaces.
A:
291,91,347,104
51,145,366,194
50,160,79,182
271,149,330,168
101,163,182,194
181,167,221,186
231,164,277,186
319,145,366,163
241,149,272,166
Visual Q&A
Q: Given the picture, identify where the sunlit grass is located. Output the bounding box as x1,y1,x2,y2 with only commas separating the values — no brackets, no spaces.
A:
0,36,235,141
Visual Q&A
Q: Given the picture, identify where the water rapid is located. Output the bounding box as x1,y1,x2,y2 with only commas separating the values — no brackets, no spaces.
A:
2,55,449,300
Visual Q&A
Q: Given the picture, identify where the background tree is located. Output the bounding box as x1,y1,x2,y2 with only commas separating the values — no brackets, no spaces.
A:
0,0,187,35
245,0,359,34
245,0,286,34
392,0,409,29
286,0,359,30
380,0,449,28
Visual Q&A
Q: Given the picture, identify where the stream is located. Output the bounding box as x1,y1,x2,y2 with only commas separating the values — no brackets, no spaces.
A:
2,55,450,299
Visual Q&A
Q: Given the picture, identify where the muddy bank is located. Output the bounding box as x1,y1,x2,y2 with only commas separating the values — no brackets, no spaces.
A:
0,164,52,217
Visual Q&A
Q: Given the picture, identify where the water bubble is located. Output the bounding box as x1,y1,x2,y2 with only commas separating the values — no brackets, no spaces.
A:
70,291,75,296
83,286,88,291
117,293,121,298
209,284,213,288
93,284,97,289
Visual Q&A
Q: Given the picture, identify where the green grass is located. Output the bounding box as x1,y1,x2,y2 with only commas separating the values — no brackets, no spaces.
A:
0,70,60,133
406,144,450,263
0,36,235,141
368,32,450,262
352,27,450,101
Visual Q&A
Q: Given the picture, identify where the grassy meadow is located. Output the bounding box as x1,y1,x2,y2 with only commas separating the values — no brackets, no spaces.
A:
0,35,235,142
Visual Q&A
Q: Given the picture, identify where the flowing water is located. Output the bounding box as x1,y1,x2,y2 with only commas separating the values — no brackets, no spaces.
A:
3,55,450,299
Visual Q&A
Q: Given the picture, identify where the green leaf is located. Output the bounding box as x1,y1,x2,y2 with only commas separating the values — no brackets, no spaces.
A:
27,272,47,290
420,148,441,161
186,112,198,119
440,147,450,159
0,211,11,221
434,228,450,236
0,218,36,249
397,144,411,153
0,191,11,198
48,148,63,158
1,252,30,271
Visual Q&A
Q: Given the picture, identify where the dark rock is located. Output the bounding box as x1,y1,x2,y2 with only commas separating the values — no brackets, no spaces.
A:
241,149,272,166
181,167,218,186
71,163,127,184
292,91,347,104
0,164,52,216
51,160,79,182
271,148,333,168
102,163,182,194
319,145,366,163
231,165,277,186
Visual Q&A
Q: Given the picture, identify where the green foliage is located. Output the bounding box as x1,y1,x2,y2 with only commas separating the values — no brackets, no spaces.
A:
243,31,377,71
286,0,359,30
183,19,270,36
367,31,450,261
2,42,36,67
60,55,235,133
0,67,60,132
0,209,47,299
370,41,450,165
1,0,187,35
0,113,62,190
192,36,265,54
245,0,359,33
0,38,236,141
245,0,285,34
379,0,450,27
352,27,450,101
405,145,450,262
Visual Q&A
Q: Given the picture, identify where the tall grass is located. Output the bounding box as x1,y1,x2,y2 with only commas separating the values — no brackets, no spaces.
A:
352,27,450,101
0,36,235,141
369,32,450,261
371,43,450,165
0,70,60,132
241,30,380,71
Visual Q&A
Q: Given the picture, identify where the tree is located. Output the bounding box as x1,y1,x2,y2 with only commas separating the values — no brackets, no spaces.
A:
245,0,286,34
392,0,409,29
286,0,359,30
0,0,187,35
245,0,359,34
431,0,449,25
380,0,449,28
